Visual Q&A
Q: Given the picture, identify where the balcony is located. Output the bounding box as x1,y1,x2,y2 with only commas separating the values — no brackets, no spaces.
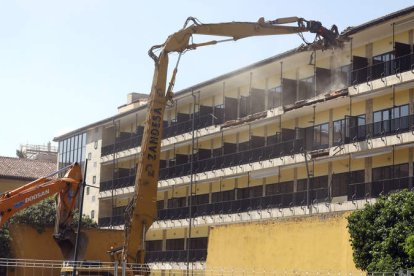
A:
99,177,413,226
352,53,414,86
348,176,413,201
339,114,413,144
156,187,328,221
101,133,143,157
100,175,135,192
101,112,224,157
159,138,306,180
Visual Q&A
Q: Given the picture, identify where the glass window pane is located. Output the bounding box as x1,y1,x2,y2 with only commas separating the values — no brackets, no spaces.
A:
392,107,400,119
373,111,381,123
401,105,409,117
382,110,389,121
321,124,329,145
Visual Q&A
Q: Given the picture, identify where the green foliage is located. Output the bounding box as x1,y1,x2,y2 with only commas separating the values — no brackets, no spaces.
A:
347,190,414,271
404,234,414,262
0,197,97,258
15,149,27,159
12,197,57,232
0,223,12,258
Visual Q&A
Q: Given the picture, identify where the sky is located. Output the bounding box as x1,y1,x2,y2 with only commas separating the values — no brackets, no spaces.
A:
0,0,413,157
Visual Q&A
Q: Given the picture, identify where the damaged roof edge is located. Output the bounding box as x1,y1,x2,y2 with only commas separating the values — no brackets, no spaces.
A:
54,5,414,141
342,5,414,36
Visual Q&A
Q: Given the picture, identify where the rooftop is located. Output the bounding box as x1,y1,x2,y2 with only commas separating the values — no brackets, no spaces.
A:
0,156,57,181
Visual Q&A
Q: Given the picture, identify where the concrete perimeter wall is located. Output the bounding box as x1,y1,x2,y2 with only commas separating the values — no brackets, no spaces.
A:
205,211,360,274
9,224,123,261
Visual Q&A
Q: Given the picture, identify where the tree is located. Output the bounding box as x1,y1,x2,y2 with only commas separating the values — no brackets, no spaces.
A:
0,197,97,258
347,189,414,271
15,149,27,159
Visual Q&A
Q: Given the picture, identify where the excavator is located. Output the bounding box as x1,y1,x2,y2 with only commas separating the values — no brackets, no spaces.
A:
0,163,83,259
63,16,342,275
125,16,341,272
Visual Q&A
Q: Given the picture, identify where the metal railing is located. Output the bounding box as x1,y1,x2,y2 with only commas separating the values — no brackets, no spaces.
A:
348,176,413,201
159,138,306,180
99,187,328,226
352,53,414,86
4,258,414,276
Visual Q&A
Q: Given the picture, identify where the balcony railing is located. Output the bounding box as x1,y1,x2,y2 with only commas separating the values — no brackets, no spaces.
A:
101,113,223,157
101,133,143,156
345,115,413,144
100,175,135,192
99,177,413,226
352,53,414,86
145,249,207,263
156,188,328,221
98,186,328,227
348,176,413,200
159,138,306,180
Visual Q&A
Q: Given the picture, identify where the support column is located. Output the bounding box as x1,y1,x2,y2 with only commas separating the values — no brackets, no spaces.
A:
365,158,372,195
208,182,213,203
264,77,269,111
163,191,168,209
183,228,188,251
162,230,167,251
366,43,373,66
293,168,298,193
237,87,241,119
328,109,334,148
328,161,333,199
366,99,373,124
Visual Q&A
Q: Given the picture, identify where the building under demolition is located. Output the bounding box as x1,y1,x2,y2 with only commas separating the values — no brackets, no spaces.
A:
54,6,414,273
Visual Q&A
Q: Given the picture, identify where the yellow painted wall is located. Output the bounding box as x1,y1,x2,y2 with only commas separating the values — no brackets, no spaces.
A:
0,178,27,193
10,224,124,261
205,212,359,274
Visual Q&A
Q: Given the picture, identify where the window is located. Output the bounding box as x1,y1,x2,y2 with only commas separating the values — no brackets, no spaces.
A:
372,52,395,78
93,176,96,184
268,86,282,108
87,152,92,160
211,190,235,203
90,210,95,219
265,181,294,195
372,164,409,181
193,194,209,205
86,187,90,195
350,170,365,184
166,238,185,251
237,187,250,200
373,105,409,136
156,200,165,210
189,237,208,250
94,141,98,149
58,133,86,170
334,64,351,87
313,123,329,149
146,240,162,252
332,172,348,197
167,197,186,208
333,119,346,145
298,76,314,100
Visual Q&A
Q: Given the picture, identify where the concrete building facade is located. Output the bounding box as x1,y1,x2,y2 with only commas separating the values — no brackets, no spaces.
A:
54,6,414,272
